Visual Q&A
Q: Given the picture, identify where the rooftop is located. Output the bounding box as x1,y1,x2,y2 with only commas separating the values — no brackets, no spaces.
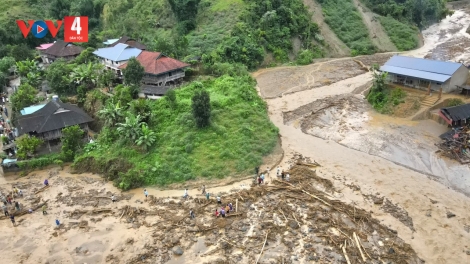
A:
20,104,46,115
108,36,147,50
103,38,119,45
119,51,190,76
440,103,470,122
43,40,84,57
93,43,142,62
380,55,464,83
17,100,93,135
36,43,54,50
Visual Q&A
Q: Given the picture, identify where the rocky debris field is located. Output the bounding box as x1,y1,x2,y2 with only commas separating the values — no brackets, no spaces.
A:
109,159,422,263
0,157,423,264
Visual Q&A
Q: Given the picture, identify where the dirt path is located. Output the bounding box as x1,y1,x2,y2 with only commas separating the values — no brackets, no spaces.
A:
302,0,351,57
351,0,397,52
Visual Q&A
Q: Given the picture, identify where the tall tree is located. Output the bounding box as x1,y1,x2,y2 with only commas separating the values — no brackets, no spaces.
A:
123,57,144,87
70,63,101,89
61,125,85,161
0,56,15,73
191,90,211,128
11,83,37,113
45,59,73,94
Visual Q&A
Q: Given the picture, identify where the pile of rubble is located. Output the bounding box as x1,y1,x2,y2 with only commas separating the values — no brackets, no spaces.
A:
123,160,423,263
436,126,470,164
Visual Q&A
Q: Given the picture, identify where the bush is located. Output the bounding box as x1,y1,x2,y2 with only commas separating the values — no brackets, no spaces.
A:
17,154,60,170
447,98,465,107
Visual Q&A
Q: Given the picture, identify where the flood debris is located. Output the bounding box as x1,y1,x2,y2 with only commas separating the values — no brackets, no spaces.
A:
437,126,470,164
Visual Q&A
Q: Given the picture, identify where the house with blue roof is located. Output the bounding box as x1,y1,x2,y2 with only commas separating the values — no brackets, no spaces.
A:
92,43,142,76
380,55,469,93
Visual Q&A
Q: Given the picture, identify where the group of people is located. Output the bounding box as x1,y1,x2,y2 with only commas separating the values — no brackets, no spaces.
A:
255,166,290,186
214,202,234,218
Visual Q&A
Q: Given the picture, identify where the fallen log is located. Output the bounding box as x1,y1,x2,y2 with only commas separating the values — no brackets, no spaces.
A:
353,232,367,261
226,212,243,218
255,232,269,264
35,185,50,194
0,200,49,220
342,243,352,264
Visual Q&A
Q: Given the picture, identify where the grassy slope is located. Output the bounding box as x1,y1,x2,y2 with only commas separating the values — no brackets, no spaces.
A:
75,75,278,188
318,0,376,55
187,0,245,56
379,16,419,51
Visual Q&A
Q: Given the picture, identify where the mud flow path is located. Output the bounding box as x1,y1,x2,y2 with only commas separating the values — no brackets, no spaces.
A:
255,8,470,263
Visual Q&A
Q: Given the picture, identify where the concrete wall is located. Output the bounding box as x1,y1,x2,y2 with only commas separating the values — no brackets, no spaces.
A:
450,65,469,90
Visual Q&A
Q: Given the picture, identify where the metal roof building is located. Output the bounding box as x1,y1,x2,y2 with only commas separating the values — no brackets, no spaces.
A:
380,55,469,93
92,43,142,62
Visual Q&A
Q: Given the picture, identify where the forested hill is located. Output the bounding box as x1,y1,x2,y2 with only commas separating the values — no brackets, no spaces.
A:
1,0,452,67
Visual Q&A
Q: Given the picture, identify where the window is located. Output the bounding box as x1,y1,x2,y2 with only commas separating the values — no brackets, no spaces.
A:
436,82,441,85
405,79,412,85
168,72,172,77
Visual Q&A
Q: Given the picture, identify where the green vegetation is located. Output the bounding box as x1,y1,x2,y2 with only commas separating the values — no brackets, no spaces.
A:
379,16,419,51
60,125,85,162
16,135,43,159
361,0,450,29
367,69,406,113
447,98,465,107
192,89,211,128
122,57,145,88
319,0,376,55
74,75,278,189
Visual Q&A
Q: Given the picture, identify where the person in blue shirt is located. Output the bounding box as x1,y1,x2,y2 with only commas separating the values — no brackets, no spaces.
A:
55,219,60,227
44,179,49,186
144,189,149,200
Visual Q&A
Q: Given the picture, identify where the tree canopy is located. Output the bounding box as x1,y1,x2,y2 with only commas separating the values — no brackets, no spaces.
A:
123,57,145,87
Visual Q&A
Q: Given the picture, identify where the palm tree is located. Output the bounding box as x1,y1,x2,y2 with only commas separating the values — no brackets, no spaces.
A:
70,63,101,89
117,113,144,142
25,71,42,88
135,123,157,151
98,101,123,127
15,60,38,77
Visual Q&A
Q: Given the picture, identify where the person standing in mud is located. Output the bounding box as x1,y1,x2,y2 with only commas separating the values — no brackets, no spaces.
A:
111,195,116,203
201,185,206,195
144,189,148,200
281,171,285,181
42,204,47,215
220,207,226,218
44,179,49,186
2,204,9,216
277,166,281,177
258,176,262,186
55,219,60,227
190,209,195,219
260,173,265,184
206,191,210,200
10,215,15,226
216,195,221,205
14,201,20,211
183,189,188,199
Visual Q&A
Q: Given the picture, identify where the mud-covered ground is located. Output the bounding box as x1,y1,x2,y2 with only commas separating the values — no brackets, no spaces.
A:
0,160,425,264
254,53,394,99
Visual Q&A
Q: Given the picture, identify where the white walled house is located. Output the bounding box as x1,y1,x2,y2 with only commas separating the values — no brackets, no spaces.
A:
92,43,142,77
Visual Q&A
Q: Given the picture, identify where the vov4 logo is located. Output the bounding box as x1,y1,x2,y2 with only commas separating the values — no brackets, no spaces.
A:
16,16,88,42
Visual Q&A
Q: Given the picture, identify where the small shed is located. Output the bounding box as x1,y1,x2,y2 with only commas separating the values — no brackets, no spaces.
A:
439,103,470,127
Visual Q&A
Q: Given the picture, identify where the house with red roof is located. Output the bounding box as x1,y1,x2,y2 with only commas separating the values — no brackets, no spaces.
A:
119,51,190,99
